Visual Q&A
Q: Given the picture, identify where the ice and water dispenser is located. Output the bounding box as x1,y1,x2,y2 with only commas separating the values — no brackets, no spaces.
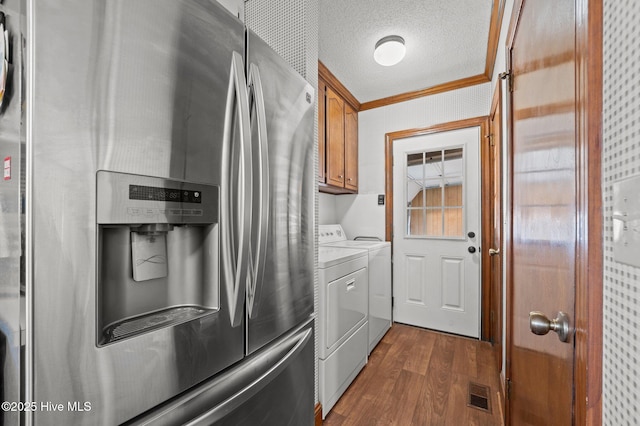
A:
96,171,219,345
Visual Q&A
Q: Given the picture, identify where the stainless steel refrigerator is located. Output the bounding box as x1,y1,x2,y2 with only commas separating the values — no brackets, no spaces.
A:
0,0,315,424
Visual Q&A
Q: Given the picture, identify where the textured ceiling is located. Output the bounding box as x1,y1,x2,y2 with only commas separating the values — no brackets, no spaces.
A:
319,0,494,103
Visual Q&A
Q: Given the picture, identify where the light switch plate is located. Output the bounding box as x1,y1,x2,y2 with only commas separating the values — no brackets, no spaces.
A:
613,175,640,267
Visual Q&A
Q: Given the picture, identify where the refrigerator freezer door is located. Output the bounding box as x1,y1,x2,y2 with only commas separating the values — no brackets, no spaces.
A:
126,318,315,426
245,30,316,355
27,1,246,423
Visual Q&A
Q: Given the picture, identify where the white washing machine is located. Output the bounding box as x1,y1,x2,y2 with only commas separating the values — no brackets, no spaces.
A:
319,224,392,354
317,245,369,419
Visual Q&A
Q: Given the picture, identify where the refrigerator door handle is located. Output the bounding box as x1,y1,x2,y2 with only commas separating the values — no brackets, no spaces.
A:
221,51,252,327
246,63,270,318
185,324,313,426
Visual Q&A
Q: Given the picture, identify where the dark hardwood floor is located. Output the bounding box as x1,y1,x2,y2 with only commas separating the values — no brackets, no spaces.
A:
323,323,504,426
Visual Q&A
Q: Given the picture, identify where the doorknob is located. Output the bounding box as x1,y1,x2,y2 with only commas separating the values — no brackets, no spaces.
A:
489,248,500,256
529,311,571,342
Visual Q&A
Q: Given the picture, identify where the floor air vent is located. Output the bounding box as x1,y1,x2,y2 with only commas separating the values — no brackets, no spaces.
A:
467,382,491,413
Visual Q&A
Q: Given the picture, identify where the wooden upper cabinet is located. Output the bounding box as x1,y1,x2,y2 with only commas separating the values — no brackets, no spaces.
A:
325,86,346,188
344,103,358,191
318,62,359,194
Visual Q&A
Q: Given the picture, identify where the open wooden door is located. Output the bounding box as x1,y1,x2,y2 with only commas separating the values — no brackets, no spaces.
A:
505,0,602,424
508,0,576,423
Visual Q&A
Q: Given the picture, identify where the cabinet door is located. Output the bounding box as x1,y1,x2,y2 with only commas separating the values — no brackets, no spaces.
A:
344,103,358,191
318,80,326,183
326,87,345,187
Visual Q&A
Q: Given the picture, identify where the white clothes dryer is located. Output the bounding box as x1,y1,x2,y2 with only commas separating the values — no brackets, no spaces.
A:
317,245,369,418
319,224,392,354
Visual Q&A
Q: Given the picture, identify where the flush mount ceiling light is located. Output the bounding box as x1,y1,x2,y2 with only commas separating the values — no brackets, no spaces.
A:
374,35,406,66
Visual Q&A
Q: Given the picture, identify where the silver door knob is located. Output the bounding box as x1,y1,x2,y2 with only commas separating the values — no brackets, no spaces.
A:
529,311,571,342
489,248,500,256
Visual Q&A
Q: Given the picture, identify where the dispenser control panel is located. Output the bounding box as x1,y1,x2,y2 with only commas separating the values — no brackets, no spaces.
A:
97,171,218,225
129,185,202,204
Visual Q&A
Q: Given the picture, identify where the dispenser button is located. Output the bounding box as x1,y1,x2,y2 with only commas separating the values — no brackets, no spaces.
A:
128,207,141,216
169,209,182,216
144,208,156,216
193,209,203,216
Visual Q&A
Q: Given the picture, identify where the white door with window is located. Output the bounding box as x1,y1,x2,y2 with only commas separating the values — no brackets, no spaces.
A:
392,126,481,338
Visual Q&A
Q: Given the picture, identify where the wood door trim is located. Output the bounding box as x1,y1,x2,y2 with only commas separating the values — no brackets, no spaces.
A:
481,113,492,342
506,0,525,49
574,0,603,424
484,0,508,79
486,81,504,368
384,116,489,243
504,45,514,426
504,0,603,424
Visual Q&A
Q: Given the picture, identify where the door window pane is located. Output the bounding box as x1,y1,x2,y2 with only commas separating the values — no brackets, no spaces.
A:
405,146,464,238
407,181,424,207
443,148,463,180
425,207,443,237
444,207,463,236
407,208,425,235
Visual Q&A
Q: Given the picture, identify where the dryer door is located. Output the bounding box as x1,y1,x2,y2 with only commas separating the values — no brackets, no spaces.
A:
325,267,368,353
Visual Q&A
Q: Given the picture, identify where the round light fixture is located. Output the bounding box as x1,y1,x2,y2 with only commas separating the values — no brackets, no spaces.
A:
374,35,406,66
